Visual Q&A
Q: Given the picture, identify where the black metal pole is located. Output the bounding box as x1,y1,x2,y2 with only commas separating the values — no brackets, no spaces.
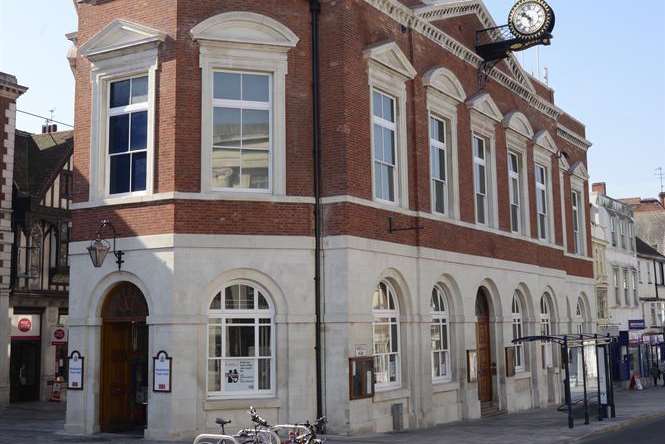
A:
607,336,616,418
595,335,602,421
310,0,324,422
563,337,573,429
580,336,589,425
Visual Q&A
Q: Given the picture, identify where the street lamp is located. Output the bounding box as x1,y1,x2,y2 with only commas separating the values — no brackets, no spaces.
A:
87,219,125,270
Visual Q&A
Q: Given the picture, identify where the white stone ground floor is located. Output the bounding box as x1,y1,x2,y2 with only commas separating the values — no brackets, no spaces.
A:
65,234,595,441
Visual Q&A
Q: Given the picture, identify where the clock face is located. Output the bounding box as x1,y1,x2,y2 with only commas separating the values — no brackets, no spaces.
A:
508,0,554,39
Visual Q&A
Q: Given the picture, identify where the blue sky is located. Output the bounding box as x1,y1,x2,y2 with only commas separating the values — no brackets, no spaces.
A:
1,0,663,199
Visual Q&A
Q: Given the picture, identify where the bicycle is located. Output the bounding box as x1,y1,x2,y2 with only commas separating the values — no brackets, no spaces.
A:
248,407,326,444
192,414,279,444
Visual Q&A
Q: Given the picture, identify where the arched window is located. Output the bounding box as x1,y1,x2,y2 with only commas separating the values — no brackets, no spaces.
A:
207,283,274,397
575,298,585,334
512,293,524,371
431,286,451,382
372,281,400,390
540,294,553,368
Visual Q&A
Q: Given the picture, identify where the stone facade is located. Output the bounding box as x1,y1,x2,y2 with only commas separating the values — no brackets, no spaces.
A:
66,0,595,439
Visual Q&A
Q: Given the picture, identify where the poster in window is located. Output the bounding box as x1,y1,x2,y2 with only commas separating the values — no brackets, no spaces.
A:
68,351,84,390
349,357,374,400
153,351,172,393
467,350,478,383
224,359,255,392
597,346,608,405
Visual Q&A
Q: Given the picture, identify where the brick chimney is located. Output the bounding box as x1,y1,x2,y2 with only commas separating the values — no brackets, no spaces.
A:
0,71,27,407
592,182,607,195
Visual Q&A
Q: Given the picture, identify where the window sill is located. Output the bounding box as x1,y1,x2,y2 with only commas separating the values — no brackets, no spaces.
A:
511,371,531,380
205,396,280,411
373,387,410,403
432,380,458,394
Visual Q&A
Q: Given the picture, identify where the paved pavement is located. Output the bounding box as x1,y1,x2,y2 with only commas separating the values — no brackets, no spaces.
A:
1,387,665,443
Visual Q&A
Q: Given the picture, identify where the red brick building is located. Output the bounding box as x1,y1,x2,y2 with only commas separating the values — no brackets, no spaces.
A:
66,0,594,439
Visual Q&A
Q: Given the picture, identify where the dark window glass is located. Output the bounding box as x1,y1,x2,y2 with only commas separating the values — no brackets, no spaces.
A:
110,154,130,194
130,112,148,151
110,79,130,108
214,72,241,100
109,114,129,154
131,152,147,192
130,76,148,104
242,74,269,102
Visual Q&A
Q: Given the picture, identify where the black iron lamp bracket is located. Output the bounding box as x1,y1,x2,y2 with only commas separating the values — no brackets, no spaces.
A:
97,219,124,270
388,216,424,234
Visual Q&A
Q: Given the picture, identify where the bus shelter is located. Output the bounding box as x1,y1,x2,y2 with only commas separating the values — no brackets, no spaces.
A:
512,334,617,429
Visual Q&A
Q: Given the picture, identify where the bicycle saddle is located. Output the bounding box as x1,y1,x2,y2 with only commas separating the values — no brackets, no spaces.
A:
216,417,232,426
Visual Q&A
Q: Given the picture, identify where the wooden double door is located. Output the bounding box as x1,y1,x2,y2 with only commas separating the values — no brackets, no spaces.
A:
476,315,492,402
100,282,149,433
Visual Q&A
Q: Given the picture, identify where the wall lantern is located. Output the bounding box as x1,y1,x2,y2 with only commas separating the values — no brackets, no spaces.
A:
87,219,124,270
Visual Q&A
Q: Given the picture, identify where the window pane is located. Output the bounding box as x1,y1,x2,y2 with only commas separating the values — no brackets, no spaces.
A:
389,354,398,382
214,72,241,100
434,181,445,214
476,194,485,224
433,351,441,377
258,293,269,310
431,324,441,350
391,323,399,353
438,149,446,181
382,95,394,122
209,325,222,358
208,360,221,392
374,125,384,161
130,111,148,151
511,178,519,204
430,148,439,179
475,138,484,159
131,152,147,192
374,162,383,200
109,114,129,154
225,285,255,310
242,109,269,149
511,205,519,231
432,119,444,143
374,324,390,354
226,325,255,357
110,79,130,108
259,326,271,357
242,74,269,102
242,149,269,190
510,154,518,172
210,292,222,310
213,107,241,147
372,92,382,118
384,165,395,202
441,323,448,350
383,129,395,165
441,351,448,376
212,148,240,188
130,76,148,104
259,358,271,390
477,165,486,194
109,154,130,194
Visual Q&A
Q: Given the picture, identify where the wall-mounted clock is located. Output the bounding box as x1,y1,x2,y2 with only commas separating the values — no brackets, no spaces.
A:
508,0,555,40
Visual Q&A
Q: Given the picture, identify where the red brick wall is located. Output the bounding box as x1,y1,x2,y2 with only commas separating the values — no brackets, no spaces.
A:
72,0,593,278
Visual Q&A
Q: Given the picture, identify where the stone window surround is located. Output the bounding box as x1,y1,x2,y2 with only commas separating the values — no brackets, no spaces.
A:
570,176,587,257
431,284,452,384
505,132,532,237
87,49,159,203
533,146,554,244
469,111,499,230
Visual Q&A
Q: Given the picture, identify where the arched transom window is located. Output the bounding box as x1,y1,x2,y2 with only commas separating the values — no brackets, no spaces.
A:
512,293,524,372
208,283,274,397
431,286,451,382
372,281,400,390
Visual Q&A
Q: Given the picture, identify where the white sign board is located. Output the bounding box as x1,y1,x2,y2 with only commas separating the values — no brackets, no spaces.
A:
597,346,607,405
68,351,84,390
153,351,172,392
11,314,41,339
224,359,255,392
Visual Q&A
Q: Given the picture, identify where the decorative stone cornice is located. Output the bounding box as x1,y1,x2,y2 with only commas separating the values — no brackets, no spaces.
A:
556,124,592,151
0,73,27,100
363,0,561,121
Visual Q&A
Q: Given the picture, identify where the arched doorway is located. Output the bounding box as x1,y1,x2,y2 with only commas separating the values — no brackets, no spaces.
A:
475,288,492,404
100,282,149,433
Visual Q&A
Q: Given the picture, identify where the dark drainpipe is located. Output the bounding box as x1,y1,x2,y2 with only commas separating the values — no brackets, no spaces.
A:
310,0,324,421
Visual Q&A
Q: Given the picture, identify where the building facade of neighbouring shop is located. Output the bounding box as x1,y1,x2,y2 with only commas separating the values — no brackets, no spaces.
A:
65,0,595,440
0,72,73,406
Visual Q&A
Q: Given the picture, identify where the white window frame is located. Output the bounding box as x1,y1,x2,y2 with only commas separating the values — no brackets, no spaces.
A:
469,103,499,229
633,270,639,306
210,70,273,193
207,282,276,399
426,86,460,220
540,295,553,369
431,286,452,383
512,294,525,372
623,269,630,306
571,190,581,254
372,281,401,391
105,75,150,197
372,89,399,205
429,115,449,216
473,135,491,226
508,150,526,234
505,129,530,236
614,267,621,305
535,163,550,241
88,51,159,202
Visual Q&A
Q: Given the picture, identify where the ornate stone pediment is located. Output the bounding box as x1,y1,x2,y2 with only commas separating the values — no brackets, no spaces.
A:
191,11,299,48
466,91,503,122
533,130,558,154
422,67,466,102
502,111,534,139
364,41,417,80
79,19,166,60
569,161,590,181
